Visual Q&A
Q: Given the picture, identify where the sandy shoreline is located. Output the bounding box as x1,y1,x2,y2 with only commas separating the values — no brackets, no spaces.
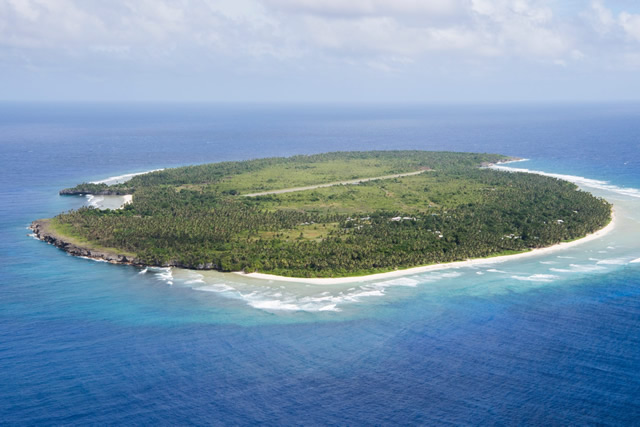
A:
87,194,133,210
39,158,617,283
237,209,616,285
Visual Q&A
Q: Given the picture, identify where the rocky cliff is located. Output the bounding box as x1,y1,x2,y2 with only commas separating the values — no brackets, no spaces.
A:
30,219,220,271
30,219,143,266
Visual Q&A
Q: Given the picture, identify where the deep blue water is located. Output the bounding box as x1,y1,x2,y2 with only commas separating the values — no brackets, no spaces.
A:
1,103,640,424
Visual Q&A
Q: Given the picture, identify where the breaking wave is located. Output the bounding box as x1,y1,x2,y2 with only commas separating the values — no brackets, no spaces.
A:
173,274,451,313
596,258,631,265
491,164,640,198
550,264,607,273
86,195,103,208
150,267,173,285
511,274,559,283
91,169,164,185
107,161,638,314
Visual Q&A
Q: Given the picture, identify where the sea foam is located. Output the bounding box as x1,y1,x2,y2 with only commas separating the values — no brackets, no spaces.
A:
150,267,173,285
596,258,631,265
91,169,164,185
491,164,640,198
181,271,463,313
550,264,607,273
511,274,559,282
86,195,103,208
195,283,236,293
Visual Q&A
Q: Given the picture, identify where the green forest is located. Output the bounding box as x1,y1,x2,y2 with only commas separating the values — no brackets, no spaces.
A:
51,151,612,277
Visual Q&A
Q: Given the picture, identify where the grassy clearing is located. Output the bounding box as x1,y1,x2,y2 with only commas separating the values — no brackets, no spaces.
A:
51,151,611,277
257,222,340,242
49,218,138,258
251,172,489,214
208,158,421,195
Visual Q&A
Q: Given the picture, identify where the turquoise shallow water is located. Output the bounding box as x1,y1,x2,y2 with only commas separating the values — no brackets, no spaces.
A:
62,175,640,324
1,103,640,424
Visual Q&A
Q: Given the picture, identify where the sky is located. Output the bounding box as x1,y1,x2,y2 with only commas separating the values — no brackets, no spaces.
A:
1,0,640,103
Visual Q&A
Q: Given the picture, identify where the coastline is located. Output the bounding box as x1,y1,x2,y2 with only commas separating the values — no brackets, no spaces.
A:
91,169,164,185
88,194,133,210
31,210,616,281
236,208,616,285
31,157,615,281
30,219,144,266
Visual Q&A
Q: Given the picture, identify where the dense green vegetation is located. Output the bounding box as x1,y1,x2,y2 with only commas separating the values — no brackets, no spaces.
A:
59,182,112,195
62,151,505,195
53,151,611,277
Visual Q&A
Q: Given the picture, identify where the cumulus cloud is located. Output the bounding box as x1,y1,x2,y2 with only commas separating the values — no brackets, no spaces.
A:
583,0,616,34
2,0,637,67
263,0,465,18
619,11,640,41
583,0,640,42
469,0,569,58
1,0,640,101
0,0,291,61
257,0,579,66
299,16,479,59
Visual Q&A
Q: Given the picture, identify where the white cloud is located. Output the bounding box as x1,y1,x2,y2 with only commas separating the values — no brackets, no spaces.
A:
0,0,612,66
263,0,464,18
2,0,640,91
582,1,640,43
6,0,40,21
583,0,615,34
301,15,479,59
0,0,297,63
471,0,553,25
619,11,640,42
470,0,570,58
257,0,578,69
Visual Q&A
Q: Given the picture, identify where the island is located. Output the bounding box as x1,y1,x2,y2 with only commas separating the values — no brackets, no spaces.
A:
31,151,612,278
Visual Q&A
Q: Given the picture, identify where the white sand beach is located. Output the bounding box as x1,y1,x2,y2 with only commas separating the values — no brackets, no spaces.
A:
88,194,132,210
237,209,616,285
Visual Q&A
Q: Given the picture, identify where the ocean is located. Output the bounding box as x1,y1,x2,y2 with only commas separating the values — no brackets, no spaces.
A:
1,103,639,424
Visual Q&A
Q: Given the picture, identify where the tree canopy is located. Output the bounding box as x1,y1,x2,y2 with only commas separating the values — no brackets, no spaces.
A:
53,151,611,277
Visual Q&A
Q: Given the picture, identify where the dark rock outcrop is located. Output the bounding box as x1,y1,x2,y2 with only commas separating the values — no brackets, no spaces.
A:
29,219,222,271
30,219,145,266
59,188,132,196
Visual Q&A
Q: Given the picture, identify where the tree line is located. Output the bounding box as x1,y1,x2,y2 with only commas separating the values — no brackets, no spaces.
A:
53,153,611,277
